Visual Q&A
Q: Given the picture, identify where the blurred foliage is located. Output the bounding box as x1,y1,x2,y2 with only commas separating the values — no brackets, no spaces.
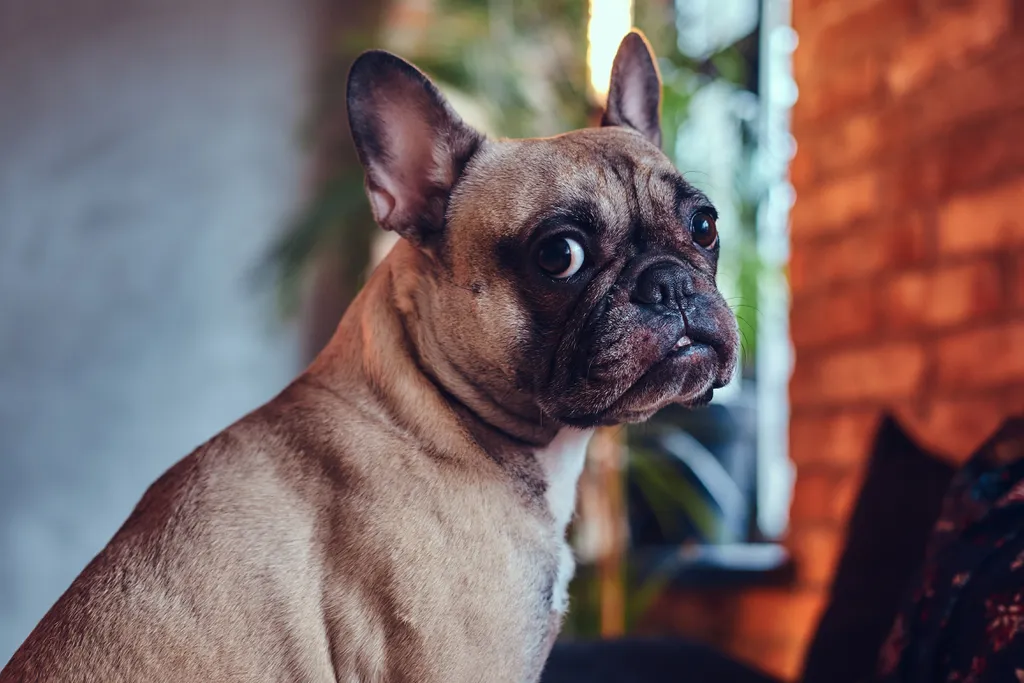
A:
563,538,680,638
561,437,721,638
270,169,373,315
399,0,591,138
268,0,592,313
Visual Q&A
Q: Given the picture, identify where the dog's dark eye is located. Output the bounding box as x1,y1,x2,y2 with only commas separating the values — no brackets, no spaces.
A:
537,236,585,279
689,212,718,249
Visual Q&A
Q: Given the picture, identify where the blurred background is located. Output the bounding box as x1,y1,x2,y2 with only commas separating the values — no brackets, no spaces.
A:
2,0,1023,680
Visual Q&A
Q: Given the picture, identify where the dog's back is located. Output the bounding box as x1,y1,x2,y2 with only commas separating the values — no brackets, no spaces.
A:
1,391,334,682
2,377,555,682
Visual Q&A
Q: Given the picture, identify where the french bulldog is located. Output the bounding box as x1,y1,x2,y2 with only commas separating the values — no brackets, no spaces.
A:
1,30,738,683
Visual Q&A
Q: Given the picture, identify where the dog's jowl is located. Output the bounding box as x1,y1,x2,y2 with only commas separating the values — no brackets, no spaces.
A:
1,31,738,683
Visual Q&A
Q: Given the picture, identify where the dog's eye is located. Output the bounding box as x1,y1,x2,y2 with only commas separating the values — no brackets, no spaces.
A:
537,236,585,279
690,212,718,249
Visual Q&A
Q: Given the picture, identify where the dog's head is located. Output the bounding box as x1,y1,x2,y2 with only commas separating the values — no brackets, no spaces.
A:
347,31,739,428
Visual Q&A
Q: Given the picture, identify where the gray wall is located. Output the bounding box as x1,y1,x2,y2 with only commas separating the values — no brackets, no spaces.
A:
0,0,310,662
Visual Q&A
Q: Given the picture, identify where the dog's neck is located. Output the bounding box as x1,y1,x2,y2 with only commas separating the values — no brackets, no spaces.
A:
310,244,563,462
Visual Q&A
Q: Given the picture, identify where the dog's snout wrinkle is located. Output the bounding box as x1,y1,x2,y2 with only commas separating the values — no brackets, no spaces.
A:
679,308,691,338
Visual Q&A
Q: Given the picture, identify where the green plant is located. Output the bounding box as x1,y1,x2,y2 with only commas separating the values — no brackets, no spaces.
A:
268,0,591,315
562,440,717,639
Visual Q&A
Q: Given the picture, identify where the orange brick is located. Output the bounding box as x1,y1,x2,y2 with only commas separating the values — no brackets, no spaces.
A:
805,112,884,177
790,144,817,192
942,113,1024,197
728,636,806,683
793,55,882,127
734,588,827,645
791,284,879,348
792,0,877,37
886,111,1024,208
789,468,863,526
796,0,908,35
818,344,927,401
789,410,880,469
792,28,817,89
787,526,846,588
789,212,928,294
893,39,1024,145
918,0,984,15
887,145,947,207
936,319,1024,390
887,0,1010,95
896,396,1016,466
939,175,1024,254
1015,252,1024,309
790,171,881,241
804,0,917,75
884,260,1004,330
792,343,927,405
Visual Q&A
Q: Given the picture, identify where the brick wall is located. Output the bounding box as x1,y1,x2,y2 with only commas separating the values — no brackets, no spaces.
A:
788,0,1023,675
649,0,1024,679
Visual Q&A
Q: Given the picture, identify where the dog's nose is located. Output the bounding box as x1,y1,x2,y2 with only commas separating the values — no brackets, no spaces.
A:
631,262,693,311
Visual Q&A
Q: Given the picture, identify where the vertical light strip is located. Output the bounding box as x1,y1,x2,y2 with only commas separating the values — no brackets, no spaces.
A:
587,0,634,104
584,2,633,639
755,0,798,540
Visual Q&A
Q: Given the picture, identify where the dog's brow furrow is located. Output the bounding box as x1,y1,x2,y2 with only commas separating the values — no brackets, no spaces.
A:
660,172,704,212
606,156,632,189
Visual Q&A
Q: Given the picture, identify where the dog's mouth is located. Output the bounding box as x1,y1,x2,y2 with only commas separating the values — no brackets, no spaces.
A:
554,331,728,428
537,284,739,429
622,339,721,404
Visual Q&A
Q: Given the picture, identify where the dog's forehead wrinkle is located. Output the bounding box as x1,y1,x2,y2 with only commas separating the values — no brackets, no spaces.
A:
453,133,683,246
604,155,632,189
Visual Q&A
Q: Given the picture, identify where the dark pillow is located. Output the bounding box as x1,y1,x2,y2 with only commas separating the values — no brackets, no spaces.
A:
542,638,781,683
800,416,955,683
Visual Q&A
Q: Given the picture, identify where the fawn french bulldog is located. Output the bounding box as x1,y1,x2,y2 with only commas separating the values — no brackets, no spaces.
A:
2,30,738,683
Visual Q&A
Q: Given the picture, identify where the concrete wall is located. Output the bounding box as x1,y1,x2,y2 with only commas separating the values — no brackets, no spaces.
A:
0,0,310,662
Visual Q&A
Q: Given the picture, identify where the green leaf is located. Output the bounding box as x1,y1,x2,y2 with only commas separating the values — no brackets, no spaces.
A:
628,445,718,542
266,173,369,315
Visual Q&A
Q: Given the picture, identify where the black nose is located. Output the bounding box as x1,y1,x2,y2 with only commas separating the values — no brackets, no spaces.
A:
631,262,693,310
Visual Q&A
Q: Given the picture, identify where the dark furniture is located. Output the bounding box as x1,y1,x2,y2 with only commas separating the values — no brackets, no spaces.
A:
542,638,780,683
542,417,956,683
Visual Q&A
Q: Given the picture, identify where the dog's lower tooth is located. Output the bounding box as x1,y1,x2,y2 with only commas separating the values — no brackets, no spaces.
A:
675,336,691,348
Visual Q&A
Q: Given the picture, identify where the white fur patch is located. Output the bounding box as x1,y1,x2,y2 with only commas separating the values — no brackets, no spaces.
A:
534,428,593,613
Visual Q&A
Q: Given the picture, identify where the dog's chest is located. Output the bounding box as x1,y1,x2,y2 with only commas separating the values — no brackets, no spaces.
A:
533,428,593,614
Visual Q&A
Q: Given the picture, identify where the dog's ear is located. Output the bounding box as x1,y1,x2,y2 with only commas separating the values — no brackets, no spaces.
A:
601,30,662,149
347,50,483,247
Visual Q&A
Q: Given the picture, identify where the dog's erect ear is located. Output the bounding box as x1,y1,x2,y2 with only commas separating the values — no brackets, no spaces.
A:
601,31,663,149
347,50,483,247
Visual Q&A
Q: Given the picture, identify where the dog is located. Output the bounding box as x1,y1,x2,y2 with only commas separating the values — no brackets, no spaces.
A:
1,30,738,682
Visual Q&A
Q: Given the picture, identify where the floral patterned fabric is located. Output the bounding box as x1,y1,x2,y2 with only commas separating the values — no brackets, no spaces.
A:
873,418,1024,683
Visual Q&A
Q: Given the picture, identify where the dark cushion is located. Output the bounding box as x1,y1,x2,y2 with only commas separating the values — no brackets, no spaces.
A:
800,416,955,683
542,638,781,683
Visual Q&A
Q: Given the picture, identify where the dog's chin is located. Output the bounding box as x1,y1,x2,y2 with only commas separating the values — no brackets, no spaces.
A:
553,343,725,429
564,389,716,428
